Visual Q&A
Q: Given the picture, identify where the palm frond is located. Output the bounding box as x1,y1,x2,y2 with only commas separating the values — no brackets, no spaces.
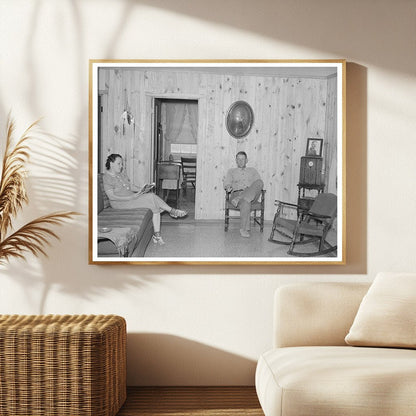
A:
0,116,39,237
0,211,78,265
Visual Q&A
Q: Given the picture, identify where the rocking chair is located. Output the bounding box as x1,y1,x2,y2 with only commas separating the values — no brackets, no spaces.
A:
269,193,337,256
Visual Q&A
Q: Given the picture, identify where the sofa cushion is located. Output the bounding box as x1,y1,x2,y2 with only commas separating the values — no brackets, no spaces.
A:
97,182,105,213
345,272,416,348
256,346,416,416
98,173,111,209
274,283,370,348
98,207,153,257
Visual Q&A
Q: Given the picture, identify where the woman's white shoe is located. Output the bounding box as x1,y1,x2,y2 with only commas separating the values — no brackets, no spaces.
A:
152,234,165,245
169,208,188,219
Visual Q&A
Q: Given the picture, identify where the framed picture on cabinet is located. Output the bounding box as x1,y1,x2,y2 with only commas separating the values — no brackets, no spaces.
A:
306,138,323,157
89,59,346,265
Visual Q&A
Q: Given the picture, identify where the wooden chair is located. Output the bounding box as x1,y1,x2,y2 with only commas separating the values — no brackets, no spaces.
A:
181,157,196,193
269,192,337,256
224,189,266,232
157,163,181,208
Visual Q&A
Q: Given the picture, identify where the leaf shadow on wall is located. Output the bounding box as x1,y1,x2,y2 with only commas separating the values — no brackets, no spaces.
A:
0,128,161,314
0,1,124,312
0,1,167,313
126,333,257,386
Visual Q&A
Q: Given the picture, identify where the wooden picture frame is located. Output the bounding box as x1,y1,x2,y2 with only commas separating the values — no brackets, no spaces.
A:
89,60,346,265
226,100,254,139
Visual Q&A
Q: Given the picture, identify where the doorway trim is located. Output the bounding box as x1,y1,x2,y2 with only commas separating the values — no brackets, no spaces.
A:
147,92,205,219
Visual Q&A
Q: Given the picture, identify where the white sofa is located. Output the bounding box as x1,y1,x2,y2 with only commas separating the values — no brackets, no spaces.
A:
255,281,416,416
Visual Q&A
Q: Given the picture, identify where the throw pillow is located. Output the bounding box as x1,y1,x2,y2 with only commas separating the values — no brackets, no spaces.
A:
98,174,111,209
345,272,416,348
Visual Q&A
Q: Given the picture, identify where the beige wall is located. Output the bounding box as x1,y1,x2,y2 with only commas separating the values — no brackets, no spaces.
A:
0,0,415,385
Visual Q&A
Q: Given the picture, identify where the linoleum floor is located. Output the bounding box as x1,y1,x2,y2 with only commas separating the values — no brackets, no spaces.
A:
147,188,337,258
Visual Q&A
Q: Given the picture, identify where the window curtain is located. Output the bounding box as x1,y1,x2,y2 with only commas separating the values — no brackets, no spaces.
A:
187,103,198,141
163,102,198,159
164,103,186,159
165,103,187,144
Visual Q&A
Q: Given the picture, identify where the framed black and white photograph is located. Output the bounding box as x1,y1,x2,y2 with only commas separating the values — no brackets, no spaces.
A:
226,100,254,139
306,138,323,157
89,60,345,264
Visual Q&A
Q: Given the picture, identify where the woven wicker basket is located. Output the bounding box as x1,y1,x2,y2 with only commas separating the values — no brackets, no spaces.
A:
0,314,126,416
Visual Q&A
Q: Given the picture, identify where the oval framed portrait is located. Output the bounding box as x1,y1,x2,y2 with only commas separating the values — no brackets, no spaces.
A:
226,100,254,139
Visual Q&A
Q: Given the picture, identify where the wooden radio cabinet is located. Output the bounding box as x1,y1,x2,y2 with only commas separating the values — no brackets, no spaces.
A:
297,157,325,211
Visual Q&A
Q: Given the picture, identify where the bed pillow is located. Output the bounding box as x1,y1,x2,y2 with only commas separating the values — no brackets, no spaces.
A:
345,272,416,348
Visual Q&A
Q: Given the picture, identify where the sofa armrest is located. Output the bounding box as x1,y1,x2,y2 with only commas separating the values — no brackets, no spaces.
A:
273,282,370,348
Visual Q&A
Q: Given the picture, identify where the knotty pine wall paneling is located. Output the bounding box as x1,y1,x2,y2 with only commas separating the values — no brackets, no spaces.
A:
100,68,335,221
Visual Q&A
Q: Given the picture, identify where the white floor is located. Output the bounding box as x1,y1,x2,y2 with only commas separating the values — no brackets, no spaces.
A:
146,188,338,259
144,219,337,259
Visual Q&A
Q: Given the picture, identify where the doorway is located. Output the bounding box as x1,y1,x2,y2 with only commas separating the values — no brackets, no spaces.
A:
153,98,198,218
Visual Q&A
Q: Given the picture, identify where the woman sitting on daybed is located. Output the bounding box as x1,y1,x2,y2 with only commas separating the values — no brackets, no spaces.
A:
103,153,187,245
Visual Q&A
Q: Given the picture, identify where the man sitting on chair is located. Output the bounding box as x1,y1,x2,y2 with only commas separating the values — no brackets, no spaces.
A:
224,151,264,238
